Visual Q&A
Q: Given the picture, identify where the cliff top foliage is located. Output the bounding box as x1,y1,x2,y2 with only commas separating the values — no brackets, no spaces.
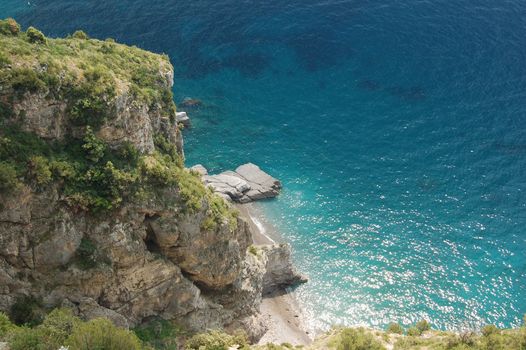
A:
0,18,174,119
0,18,236,230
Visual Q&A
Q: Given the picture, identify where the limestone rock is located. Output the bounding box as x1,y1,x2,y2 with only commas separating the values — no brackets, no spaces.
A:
78,297,130,329
201,163,282,203
235,163,281,201
176,111,191,127
260,244,308,295
203,173,251,200
190,164,208,176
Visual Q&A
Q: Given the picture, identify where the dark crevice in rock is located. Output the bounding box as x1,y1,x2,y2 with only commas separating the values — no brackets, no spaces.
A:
143,214,161,254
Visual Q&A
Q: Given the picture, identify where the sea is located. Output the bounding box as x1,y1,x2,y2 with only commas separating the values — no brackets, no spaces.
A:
2,0,525,333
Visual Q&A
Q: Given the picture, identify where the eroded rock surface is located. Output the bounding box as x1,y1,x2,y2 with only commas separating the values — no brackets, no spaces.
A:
200,163,282,203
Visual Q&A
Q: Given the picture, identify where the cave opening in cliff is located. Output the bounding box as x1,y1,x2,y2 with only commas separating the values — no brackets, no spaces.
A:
143,215,161,254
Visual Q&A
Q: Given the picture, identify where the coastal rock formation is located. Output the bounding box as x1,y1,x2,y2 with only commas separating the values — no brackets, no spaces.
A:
176,111,191,127
261,244,308,294
190,164,208,175
200,163,282,203
0,28,303,342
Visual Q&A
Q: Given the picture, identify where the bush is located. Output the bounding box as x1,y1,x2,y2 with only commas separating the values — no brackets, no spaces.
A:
7,326,45,350
0,101,13,119
9,295,44,326
0,18,21,35
26,26,46,44
0,312,16,339
482,325,499,337
65,318,143,350
0,161,20,193
386,322,404,335
406,327,420,337
415,320,430,334
8,308,80,350
133,318,181,350
82,127,106,162
75,237,98,269
72,30,89,39
28,155,52,186
69,65,116,128
10,68,46,93
330,328,385,350
185,330,248,350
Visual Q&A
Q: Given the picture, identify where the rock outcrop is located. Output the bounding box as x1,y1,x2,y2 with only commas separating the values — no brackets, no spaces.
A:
176,111,191,127
260,244,308,295
200,163,282,203
0,30,305,341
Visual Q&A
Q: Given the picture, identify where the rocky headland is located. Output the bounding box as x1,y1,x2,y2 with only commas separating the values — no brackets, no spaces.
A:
0,21,305,343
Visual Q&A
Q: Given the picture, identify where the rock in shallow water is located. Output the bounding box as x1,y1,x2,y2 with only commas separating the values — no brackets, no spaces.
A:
175,111,191,127
200,163,282,203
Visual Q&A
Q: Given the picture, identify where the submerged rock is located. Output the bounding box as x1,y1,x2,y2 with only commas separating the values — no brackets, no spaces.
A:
180,97,203,108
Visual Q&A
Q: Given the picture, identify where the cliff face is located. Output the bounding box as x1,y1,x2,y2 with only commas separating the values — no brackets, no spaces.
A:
0,24,301,340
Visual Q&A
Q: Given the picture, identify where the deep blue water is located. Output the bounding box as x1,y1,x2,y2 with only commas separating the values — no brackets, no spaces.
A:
3,0,526,332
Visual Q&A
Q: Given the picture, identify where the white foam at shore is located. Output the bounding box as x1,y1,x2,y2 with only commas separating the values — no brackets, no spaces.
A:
250,214,276,243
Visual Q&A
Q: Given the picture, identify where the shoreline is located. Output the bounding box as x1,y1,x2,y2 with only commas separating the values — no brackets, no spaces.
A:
235,203,313,346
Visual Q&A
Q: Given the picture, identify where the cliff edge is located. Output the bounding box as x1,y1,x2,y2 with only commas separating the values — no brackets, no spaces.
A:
0,20,304,341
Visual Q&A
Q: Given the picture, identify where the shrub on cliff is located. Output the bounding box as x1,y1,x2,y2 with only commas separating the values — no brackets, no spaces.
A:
0,18,21,36
9,295,44,327
330,328,385,350
386,322,404,335
415,320,430,334
9,68,47,94
28,155,52,186
72,30,89,39
65,318,143,350
185,330,248,350
69,66,116,128
26,26,46,44
133,317,182,350
0,161,20,193
8,308,81,350
0,312,16,339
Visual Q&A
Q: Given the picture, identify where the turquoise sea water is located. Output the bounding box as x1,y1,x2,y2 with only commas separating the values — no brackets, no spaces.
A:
3,0,526,332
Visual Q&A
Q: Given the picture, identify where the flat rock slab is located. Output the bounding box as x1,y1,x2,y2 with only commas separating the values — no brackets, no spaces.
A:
196,163,282,203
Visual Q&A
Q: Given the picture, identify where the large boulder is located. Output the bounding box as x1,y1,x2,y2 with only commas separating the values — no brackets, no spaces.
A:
260,244,308,295
202,163,282,203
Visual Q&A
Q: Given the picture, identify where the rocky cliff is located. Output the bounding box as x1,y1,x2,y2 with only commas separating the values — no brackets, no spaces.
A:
0,22,303,340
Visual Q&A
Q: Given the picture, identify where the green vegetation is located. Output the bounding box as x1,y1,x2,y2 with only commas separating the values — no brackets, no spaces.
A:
328,328,384,350
0,308,525,350
75,237,98,269
386,322,404,335
0,19,238,227
0,18,174,121
0,18,20,36
185,330,249,350
133,317,184,350
9,295,44,327
72,30,89,40
66,318,143,350
248,245,260,256
1,308,146,350
26,26,46,44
